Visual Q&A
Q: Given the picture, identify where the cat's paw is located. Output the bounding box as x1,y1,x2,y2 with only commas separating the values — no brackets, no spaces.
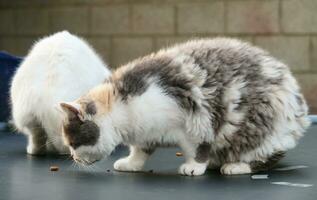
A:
220,163,251,175
179,162,207,176
113,157,144,172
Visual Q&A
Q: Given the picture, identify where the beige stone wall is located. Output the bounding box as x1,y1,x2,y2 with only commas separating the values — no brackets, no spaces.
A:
0,0,316,112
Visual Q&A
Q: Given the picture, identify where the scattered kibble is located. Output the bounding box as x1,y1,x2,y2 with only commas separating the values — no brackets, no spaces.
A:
176,152,183,157
106,169,111,172
50,166,59,172
148,169,154,173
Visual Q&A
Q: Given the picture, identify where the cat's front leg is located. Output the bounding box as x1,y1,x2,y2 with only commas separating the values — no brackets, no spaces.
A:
26,125,47,155
114,145,154,172
179,142,210,176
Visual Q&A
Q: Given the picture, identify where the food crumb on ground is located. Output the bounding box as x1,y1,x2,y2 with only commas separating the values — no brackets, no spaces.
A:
50,166,59,171
176,152,183,157
106,169,111,172
148,170,154,173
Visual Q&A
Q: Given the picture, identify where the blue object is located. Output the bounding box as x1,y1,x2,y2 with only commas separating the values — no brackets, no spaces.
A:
309,115,317,124
0,51,23,122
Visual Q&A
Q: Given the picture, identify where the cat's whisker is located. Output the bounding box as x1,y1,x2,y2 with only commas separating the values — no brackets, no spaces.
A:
74,162,81,171
82,158,94,171
84,164,92,172
68,162,74,171
90,163,101,171
82,163,91,171
34,137,61,150
90,164,99,172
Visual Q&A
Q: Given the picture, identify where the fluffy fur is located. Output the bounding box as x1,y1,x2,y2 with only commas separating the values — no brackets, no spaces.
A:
10,31,111,155
60,38,310,176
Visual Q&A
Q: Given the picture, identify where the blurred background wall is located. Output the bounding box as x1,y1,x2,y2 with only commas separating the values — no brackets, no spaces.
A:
0,0,316,112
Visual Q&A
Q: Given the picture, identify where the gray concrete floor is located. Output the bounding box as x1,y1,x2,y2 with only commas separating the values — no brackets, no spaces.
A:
0,126,317,200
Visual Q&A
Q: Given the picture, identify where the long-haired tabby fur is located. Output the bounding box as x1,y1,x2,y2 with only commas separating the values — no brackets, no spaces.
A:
60,38,310,176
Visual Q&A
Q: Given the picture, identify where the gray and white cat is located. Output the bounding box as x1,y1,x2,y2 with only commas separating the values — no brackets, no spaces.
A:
60,38,310,176
10,31,111,155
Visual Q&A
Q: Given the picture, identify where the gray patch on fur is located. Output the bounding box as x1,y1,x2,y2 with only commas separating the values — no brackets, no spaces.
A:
191,46,282,136
295,94,304,105
250,151,285,172
85,101,97,115
192,45,282,156
115,56,198,112
141,147,156,155
195,142,211,163
63,118,100,149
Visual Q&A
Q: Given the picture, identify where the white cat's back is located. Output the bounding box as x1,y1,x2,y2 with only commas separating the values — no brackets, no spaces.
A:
10,31,110,153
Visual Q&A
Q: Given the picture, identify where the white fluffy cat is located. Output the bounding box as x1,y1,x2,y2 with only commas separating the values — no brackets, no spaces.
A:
10,31,111,155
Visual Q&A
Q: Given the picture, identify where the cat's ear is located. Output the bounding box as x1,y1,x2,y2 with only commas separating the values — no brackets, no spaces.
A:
59,102,84,122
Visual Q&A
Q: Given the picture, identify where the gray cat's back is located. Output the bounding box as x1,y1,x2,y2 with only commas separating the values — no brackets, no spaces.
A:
160,38,310,169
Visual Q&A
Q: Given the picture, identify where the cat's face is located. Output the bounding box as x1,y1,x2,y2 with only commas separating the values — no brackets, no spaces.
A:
60,100,104,165
60,84,117,165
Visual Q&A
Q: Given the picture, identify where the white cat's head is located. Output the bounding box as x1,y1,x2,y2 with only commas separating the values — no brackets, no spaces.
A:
59,84,119,165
